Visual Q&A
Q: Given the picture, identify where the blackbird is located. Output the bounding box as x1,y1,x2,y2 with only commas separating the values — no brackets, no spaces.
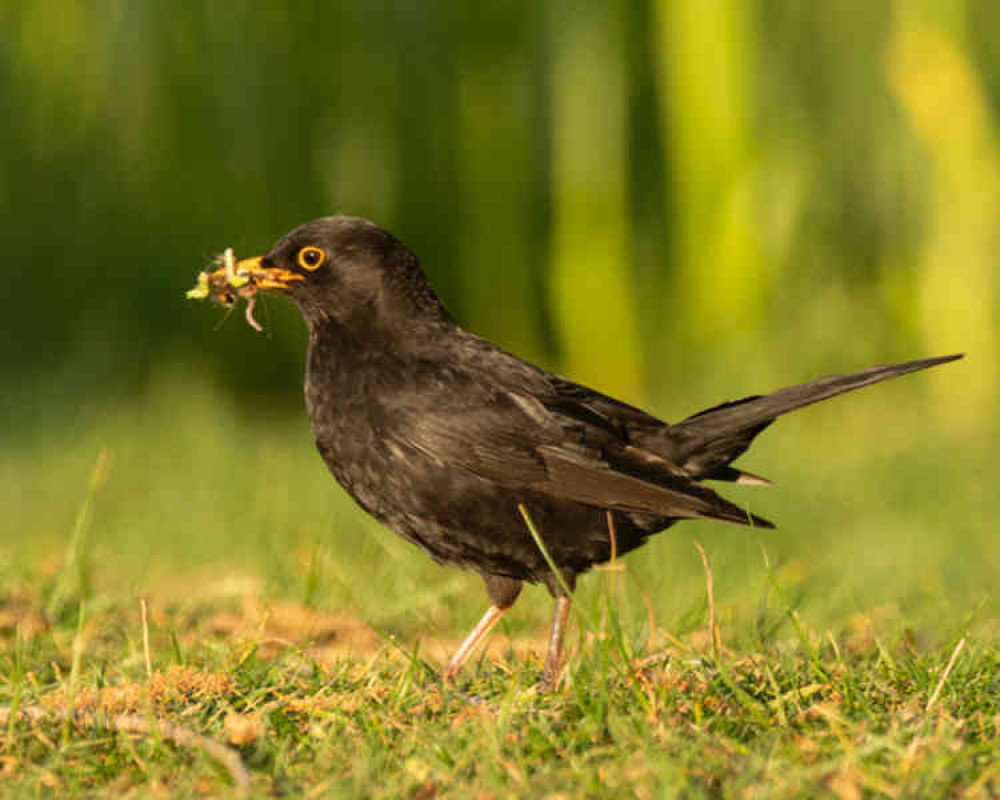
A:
204,216,961,689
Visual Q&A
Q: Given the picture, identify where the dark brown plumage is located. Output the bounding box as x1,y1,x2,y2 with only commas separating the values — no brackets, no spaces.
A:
203,216,962,688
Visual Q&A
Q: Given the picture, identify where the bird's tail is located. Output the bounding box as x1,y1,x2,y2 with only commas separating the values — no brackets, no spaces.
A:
670,354,963,481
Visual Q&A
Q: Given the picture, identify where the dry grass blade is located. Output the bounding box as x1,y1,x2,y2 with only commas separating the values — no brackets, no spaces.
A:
925,637,965,714
607,510,618,564
0,706,250,794
112,714,250,794
693,540,720,658
140,598,152,679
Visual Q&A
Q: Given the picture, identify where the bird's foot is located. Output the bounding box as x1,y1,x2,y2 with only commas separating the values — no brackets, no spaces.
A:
535,668,562,694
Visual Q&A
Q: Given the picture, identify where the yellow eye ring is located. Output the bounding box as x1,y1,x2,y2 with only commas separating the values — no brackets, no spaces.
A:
297,246,327,271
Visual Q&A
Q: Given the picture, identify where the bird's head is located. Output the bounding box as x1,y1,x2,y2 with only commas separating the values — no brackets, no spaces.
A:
208,216,450,330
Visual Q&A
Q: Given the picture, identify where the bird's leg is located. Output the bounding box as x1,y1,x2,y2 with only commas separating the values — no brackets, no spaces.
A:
539,595,572,692
443,605,507,679
443,606,507,679
443,575,523,681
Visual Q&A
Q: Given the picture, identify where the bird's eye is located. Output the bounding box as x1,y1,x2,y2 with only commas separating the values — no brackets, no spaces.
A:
297,246,326,271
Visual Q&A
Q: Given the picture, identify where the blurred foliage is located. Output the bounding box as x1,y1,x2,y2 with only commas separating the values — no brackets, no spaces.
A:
0,0,996,426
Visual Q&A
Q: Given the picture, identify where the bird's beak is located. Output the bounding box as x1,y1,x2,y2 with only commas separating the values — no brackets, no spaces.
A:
208,255,305,291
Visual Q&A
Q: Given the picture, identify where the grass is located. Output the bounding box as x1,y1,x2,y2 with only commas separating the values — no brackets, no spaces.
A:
0,365,997,796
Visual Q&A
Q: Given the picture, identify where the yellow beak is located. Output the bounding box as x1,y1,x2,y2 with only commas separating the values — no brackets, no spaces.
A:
208,255,305,291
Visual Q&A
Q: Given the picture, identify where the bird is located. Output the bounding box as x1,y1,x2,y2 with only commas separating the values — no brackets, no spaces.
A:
199,215,962,690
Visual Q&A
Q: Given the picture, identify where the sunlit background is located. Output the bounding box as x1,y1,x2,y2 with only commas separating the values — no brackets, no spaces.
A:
1,3,996,643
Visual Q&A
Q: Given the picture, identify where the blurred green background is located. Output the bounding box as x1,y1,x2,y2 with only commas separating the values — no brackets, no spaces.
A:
1,2,996,642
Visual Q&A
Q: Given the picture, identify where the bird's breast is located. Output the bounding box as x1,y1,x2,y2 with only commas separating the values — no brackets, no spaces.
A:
304,331,427,521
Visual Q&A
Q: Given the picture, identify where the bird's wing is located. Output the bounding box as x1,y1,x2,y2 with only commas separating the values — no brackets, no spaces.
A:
385,375,772,529
547,377,774,485
544,377,667,432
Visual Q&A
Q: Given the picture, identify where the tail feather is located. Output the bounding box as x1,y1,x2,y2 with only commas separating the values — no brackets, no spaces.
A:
673,354,963,478
704,465,773,486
